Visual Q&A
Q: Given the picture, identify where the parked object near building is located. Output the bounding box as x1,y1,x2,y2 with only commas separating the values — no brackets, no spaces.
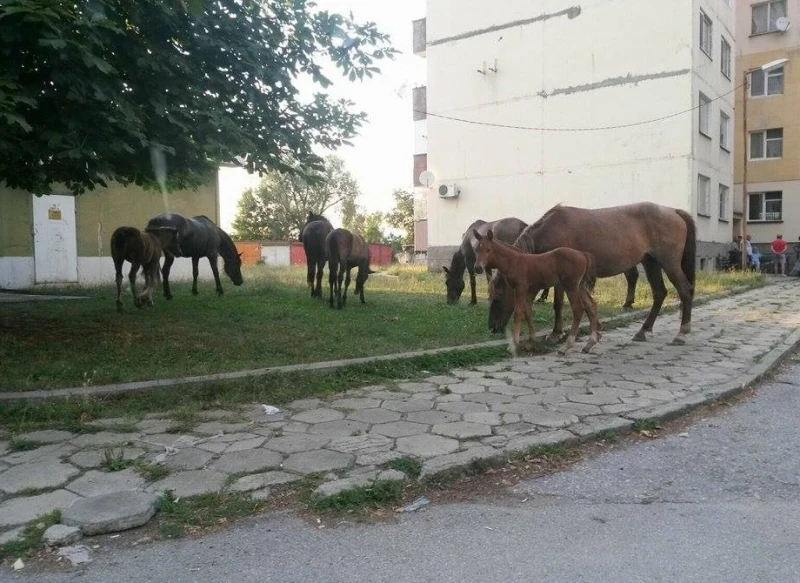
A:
412,0,734,271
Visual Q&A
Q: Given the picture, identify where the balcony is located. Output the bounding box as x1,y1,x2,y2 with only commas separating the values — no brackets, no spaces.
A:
413,18,426,57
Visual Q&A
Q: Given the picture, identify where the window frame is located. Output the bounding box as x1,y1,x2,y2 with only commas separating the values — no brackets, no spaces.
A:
700,10,713,57
748,191,783,222
750,128,783,160
718,184,730,222
720,111,731,151
720,37,731,79
697,174,711,217
750,66,784,97
751,0,788,35
698,93,711,138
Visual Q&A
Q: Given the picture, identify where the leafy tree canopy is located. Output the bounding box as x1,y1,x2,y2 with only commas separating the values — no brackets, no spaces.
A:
232,154,358,240
0,0,396,194
385,188,414,248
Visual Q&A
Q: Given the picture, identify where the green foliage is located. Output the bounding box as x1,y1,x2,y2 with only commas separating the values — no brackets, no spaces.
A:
135,461,171,482
0,1,397,195
312,479,403,511
156,491,261,529
8,438,42,452
0,510,61,561
385,189,415,248
389,457,422,480
101,448,135,472
232,155,359,240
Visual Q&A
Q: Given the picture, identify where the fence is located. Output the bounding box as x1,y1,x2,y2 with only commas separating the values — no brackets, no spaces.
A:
235,240,394,267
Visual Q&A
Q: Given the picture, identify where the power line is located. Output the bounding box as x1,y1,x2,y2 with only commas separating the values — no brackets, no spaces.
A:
412,82,743,132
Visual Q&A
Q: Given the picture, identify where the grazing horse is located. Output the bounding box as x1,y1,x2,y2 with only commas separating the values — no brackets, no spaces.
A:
326,228,373,309
443,217,527,305
300,212,333,298
489,202,696,345
474,229,599,356
145,213,243,299
111,226,179,312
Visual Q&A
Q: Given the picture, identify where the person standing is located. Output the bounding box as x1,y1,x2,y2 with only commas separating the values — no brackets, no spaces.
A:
771,234,788,275
745,235,755,270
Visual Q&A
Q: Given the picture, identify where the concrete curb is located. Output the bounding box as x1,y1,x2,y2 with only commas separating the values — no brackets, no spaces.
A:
0,284,763,402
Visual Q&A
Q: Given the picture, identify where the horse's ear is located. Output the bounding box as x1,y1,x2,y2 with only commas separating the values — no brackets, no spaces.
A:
442,266,450,274
487,229,494,241
473,229,482,240
238,252,243,258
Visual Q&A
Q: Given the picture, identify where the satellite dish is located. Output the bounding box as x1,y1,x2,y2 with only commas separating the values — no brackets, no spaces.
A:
418,170,435,188
776,16,791,32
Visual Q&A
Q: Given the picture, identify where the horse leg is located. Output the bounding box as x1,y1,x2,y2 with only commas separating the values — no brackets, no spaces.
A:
162,254,174,300
468,267,477,306
508,291,525,355
342,268,351,308
315,260,325,298
143,264,156,307
328,262,336,308
633,256,668,342
559,287,583,356
307,261,316,297
114,259,124,312
336,267,345,310
547,285,565,342
662,262,694,345
622,265,639,309
129,263,142,308
537,288,549,303
581,283,601,353
522,289,537,344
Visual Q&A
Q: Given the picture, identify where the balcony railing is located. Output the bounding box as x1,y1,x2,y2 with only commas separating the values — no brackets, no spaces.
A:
413,18,426,57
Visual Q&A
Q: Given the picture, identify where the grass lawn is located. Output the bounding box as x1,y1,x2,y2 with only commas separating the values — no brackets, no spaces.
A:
0,265,764,392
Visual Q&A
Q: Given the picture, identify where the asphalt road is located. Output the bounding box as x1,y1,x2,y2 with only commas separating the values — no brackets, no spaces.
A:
13,364,800,583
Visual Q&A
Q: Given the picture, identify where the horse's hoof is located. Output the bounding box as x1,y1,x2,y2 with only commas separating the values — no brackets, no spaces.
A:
669,337,686,346
116,304,123,313
469,301,477,307
632,332,647,342
557,348,568,356
545,334,561,344
622,305,634,311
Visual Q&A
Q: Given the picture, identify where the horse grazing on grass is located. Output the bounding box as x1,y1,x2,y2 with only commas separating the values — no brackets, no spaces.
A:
111,226,180,312
489,202,696,346
145,213,243,299
475,229,599,356
443,217,528,305
325,228,373,309
300,212,334,298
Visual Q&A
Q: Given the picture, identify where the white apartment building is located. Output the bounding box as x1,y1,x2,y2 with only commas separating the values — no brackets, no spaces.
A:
413,0,736,269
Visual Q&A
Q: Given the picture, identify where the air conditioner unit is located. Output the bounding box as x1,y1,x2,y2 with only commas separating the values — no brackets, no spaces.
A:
438,183,460,199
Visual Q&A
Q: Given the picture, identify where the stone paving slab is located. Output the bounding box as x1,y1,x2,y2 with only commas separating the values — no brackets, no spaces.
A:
1,282,800,542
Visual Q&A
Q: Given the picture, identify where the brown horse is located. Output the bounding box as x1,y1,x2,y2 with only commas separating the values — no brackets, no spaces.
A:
111,226,180,312
326,228,374,309
300,212,334,298
443,217,527,305
474,229,599,356
489,202,696,345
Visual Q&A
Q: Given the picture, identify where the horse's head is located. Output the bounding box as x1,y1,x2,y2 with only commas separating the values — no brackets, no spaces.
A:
225,252,244,286
488,272,514,334
473,228,496,274
442,265,465,305
147,226,182,257
355,267,375,294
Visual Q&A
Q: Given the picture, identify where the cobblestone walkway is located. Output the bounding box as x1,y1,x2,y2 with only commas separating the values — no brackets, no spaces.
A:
2,280,799,543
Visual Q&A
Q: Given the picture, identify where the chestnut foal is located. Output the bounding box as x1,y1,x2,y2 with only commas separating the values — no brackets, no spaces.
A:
473,229,599,356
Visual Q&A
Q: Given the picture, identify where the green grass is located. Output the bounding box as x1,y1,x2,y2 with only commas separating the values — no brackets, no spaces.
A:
7,439,44,453
389,456,423,480
101,448,136,472
0,266,765,392
155,491,263,538
311,479,404,512
0,510,61,561
633,419,660,432
134,460,171,482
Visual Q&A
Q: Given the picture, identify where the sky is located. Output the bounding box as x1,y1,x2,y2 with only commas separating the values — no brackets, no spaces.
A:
218,0,427,232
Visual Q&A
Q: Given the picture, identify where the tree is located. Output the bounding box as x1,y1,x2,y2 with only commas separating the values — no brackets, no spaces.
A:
0,0,396,194
341,201,385,244
231,154,358,240
385,189,415,248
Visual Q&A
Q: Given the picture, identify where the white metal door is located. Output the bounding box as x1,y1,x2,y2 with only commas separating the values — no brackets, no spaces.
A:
32,194,78,283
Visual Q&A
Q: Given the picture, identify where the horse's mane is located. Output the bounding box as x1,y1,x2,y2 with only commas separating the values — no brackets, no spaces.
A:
215,226,239,262
514,204,564,253
306,212,330,225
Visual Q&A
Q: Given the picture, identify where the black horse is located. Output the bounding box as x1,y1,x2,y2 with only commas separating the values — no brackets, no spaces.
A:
300,212,334,298
326,228,373,309
146,213,243,299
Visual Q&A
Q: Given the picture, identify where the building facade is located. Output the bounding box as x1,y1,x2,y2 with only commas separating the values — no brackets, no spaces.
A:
414,0,735,270
734,0,798,253
0,180,219,289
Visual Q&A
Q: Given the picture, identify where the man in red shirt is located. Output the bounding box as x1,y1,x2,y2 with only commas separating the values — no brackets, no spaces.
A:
771,234,788,275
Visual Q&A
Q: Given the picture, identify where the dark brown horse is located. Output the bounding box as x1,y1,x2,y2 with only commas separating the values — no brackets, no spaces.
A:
146,213,243,299
111,226,179,312
326,228,373,309
300,212,333,298
489,203,696,345
443,217,527,305
474,229,599,356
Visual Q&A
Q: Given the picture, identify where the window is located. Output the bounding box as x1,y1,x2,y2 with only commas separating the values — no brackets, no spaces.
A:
721,38,731,78
750,128,783,159
719,184,730,221
750,66,784,96
720,111,731,150
748,191,783,221
699,93,711,137
700,11,713,56
752,0,787,35
697,175,711,217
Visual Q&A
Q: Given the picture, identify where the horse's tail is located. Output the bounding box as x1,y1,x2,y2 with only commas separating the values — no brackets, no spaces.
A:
676,209,696,297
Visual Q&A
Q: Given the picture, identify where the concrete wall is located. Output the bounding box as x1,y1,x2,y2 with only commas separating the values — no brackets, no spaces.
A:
0,179,218,289
422,0,734,266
